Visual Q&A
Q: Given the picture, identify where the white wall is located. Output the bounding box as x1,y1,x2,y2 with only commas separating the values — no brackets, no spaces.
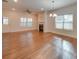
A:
2,10,38,33
44,3,77,38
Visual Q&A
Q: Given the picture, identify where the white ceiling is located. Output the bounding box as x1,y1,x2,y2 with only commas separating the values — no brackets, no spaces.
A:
3,0,77,12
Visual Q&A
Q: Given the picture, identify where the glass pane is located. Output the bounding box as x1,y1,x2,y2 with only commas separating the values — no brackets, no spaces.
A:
20,22,27,26
3,17,8,24
24,18,27,22
28,18,32,22
64,23,73,30
56,23,63,29
21,18,27,22
21,18,24,22
27,22,32,27
55,16,64,22
64,14,73,22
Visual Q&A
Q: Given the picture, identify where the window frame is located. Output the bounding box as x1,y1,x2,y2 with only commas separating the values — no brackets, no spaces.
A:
20,17,32,27
2,17,8,25
55,14,73,31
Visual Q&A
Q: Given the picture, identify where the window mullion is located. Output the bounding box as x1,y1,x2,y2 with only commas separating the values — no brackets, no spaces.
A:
63,16,64,30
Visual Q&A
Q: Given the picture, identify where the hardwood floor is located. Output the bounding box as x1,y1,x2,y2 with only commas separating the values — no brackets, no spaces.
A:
2,30,77,59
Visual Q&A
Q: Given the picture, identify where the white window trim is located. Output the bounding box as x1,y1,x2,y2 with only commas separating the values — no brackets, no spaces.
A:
2,17,8,25
55,14,73,31
20,17,32,27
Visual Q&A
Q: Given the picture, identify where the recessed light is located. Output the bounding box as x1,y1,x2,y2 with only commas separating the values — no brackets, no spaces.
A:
49,13,53,17
14,0,18,2
12,8,16,11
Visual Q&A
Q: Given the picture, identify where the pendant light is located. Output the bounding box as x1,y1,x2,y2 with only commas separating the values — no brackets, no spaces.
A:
49,0,57,17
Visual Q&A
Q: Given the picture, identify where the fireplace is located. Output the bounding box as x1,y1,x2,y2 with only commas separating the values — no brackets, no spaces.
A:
39,24,43,32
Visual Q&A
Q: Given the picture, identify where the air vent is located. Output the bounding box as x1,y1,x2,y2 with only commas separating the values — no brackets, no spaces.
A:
3,0,8,2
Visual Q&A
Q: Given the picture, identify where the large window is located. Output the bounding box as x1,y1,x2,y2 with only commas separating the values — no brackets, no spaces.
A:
2,17,8,25
27,18,32,27
20,17,27,26
20,17,32,27
55,14,73,30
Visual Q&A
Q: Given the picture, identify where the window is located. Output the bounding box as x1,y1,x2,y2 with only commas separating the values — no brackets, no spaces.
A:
55,14,73,30
55,16,64,29
2,17,8,25
27,18,32,27
20,17,32,27
20,17,27,26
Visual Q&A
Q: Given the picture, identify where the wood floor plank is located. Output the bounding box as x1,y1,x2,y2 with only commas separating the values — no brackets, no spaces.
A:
2,30,77,59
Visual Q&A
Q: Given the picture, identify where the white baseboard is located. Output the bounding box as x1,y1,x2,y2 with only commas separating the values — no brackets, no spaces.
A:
51,32,77,39
2,29,37,33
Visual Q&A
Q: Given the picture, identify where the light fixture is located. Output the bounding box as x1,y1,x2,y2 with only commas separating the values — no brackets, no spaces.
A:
49,13,53,17
14,0,18,2
53,13,57,17
49,0,57,17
